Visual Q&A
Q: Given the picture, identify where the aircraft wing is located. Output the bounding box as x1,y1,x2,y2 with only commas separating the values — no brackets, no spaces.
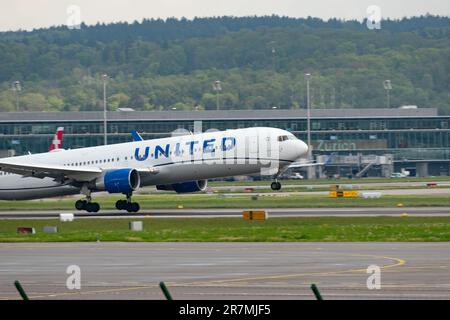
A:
0,161,103,181
0,160,160,181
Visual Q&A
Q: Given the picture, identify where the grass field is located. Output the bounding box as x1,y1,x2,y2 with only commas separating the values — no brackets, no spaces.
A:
0,194,449,211
1,217,449,242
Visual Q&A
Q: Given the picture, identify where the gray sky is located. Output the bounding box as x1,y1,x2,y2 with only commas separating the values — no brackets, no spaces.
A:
0,0,449,32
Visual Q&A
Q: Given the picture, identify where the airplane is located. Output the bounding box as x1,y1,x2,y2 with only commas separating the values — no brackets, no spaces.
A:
0,127,65,196
0,127,308,213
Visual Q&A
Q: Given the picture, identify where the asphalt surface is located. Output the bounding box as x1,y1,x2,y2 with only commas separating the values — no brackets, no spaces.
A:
212,180,450,192
0,242,449,300
209,188,450,196
1,207,450,219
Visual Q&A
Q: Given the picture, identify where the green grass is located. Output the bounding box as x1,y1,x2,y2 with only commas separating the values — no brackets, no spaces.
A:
1,217,449,242
1,194,449,211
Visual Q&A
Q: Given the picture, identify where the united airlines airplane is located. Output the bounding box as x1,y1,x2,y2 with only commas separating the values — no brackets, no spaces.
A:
0,127,308,213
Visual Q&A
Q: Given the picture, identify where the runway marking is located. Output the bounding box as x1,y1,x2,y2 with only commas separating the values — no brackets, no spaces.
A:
0,252,406,300
183,292,450,299
172,254,406,286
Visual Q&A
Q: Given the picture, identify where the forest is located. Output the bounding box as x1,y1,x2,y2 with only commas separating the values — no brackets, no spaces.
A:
0,15,449,113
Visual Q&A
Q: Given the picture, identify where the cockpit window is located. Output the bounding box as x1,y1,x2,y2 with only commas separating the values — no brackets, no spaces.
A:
278,135,297,142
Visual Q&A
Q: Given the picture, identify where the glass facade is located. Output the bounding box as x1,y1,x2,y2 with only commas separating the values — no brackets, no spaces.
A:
1,115,450,163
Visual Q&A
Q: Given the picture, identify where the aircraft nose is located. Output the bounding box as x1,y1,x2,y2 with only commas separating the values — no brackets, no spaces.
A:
297,140,309,157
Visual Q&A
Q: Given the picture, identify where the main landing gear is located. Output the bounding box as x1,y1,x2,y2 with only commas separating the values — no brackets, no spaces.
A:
115,193,140,213
75,197,100,213
75,185,100,213
270,180,282,191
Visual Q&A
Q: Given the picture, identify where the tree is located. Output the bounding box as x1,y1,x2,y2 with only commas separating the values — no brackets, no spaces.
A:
0,16,448,113
109,93,130,110
19,93,47,111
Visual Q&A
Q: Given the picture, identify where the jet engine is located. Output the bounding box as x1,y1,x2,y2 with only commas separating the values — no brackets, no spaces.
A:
95,168,140,194
156,180,207,193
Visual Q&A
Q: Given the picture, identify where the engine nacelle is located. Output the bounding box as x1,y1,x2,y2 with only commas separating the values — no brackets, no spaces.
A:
156,180,207,193
95,168,140,194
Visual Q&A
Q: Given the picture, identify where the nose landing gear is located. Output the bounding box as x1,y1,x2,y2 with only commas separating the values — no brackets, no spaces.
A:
270,180,282,191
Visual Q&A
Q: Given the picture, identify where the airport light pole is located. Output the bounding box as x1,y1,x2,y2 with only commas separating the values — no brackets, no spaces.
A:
102,74,108,145
213,80,222,110
269,41,276,71
13,81,21,111
305,73,313,179
383,80,392,108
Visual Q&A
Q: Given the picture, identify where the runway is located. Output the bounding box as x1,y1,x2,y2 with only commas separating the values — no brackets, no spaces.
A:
0,242,449,300
212,181,450,191
1,207,450,219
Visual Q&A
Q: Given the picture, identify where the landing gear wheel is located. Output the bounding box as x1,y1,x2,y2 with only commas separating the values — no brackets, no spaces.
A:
270,181,282,191
126,202,140,213
92,202,100,213
85,202,100,213
131,202,140,213
115,199,127,210
75,200,87,210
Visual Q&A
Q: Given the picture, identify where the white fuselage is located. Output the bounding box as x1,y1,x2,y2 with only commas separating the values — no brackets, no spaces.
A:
0,127,308,200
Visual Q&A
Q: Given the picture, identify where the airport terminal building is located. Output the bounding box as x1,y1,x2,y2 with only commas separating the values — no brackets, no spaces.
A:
0,108,449,177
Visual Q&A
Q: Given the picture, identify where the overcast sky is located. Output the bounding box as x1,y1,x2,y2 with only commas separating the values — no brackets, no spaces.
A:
0,0,449,32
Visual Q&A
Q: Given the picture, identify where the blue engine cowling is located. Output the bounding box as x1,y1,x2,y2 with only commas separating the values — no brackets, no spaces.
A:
95,169,140,194
156,180,207,193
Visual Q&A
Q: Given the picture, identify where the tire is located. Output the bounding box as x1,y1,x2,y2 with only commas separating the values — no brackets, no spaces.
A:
75,200,86,210
126,203,133,213
116,200,126,210
131,202,140,213
91,202,100,213
125,202,140,213
85,202,94,213
270,182,282,191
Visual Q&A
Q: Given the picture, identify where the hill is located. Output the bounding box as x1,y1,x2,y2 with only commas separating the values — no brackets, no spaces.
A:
0,15,449,113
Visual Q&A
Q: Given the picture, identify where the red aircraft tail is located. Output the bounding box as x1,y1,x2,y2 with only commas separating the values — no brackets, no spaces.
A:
48,127,64,152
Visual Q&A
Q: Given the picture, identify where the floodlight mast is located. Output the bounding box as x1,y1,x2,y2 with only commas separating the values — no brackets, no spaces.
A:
102,74,108,145
213,80,222,110
383,80,392,108
13,81,21,111
305,73,313,179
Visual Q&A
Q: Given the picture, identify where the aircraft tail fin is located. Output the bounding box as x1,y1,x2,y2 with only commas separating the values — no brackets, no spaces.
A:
48,127,64,152
131,130,144,141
